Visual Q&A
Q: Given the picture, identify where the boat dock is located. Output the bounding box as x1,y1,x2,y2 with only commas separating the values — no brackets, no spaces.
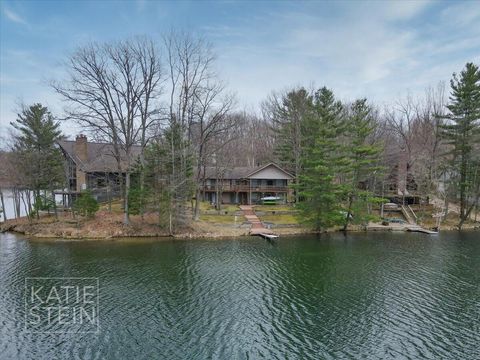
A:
406,226,439,235
367,223,439,234
240,205,279,239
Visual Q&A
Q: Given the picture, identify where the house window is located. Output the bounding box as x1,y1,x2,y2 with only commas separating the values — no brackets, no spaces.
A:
97,178,106,187
267,180,273,186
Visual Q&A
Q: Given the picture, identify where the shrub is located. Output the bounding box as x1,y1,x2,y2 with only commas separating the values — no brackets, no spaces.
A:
30,194,55,218
73,190,99,218
128,186,149,215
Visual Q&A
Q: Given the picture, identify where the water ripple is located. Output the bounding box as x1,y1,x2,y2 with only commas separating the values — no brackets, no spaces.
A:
0,232,479,359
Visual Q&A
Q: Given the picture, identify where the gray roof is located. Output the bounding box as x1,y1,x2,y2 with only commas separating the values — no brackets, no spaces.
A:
204,166,255,179
203,163,293,180
57,140,142,173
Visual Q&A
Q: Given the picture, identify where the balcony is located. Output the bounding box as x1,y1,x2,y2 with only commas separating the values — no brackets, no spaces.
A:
202,184,289,192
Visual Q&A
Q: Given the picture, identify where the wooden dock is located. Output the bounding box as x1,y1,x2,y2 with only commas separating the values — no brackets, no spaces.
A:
367,223,439,234
239,205,279,238
406,226,439,235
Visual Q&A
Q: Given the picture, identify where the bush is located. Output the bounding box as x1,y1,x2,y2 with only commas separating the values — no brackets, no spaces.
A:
30,194,55,218
128,186,149,215
73,190,99,218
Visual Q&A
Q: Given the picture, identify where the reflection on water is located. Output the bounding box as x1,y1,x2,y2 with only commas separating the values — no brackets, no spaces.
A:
0,231,479,359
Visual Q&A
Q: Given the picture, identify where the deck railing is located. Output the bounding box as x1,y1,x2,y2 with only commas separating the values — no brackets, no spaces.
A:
202,184,289,192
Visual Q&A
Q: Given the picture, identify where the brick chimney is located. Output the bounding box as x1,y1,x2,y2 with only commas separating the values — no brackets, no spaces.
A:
74,134,88,163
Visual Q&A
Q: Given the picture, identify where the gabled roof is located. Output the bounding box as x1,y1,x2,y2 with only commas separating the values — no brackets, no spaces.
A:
245,162,294,179
203,163,293,180
57,140,141,173
203,166,255,180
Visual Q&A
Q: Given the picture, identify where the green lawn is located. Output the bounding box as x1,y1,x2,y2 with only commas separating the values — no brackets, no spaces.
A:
258,214,299,225
199,202,239,213
200,214,240,224
254,204,294,212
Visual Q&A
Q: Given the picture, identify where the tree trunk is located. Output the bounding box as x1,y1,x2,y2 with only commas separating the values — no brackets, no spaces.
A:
140,152,145,221
51,189,58,220
35,190,40,220
21,191,31,222
13,188,19,218
106,173,111,213
343,196,353,232
443,180,450,222
123,170,130,225
0,189,7,221
124,171,131,225
194,187,201,221
26,190,32,219
193,160,204,221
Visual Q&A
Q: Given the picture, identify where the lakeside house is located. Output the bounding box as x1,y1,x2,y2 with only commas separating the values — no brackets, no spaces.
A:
57,135,294,206
202,163,294,205
57,135,142,199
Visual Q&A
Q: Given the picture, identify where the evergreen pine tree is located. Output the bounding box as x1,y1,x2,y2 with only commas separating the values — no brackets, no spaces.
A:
10,104,64,218
343,99,384,230
441,63,480,228
270,89,313,203
296,87,347,232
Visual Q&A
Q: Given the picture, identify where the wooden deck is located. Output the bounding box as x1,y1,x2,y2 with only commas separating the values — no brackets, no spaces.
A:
406,226,439,235
367,223,439,234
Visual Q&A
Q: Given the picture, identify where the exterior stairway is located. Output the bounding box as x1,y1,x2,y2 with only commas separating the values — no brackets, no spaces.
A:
239,205,274,235
401,205,417,225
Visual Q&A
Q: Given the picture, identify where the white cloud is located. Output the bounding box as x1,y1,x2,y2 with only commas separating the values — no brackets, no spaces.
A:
3,7,27,25
211,0,480,111
440,1,480,28
0,0,478,130
212,4,425,108
378,0,432,21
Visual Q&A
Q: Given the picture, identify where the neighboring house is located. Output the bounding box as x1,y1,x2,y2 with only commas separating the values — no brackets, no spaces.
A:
57,135,141,195
202,163,294,205
380,150,420,205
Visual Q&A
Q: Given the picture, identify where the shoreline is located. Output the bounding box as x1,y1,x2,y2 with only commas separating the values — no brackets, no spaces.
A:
1,212,478,241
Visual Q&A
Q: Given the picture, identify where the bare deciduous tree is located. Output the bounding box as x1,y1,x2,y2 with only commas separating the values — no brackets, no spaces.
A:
164,31,236,222
53,37,163,225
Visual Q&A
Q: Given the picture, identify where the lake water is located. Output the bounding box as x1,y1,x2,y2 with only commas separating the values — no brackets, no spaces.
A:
0,232,478,359
0,190,64,221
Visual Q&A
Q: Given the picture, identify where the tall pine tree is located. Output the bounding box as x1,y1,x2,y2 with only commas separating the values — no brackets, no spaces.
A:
441,63,480,229
296,87,347,232
10,104,64,218
343,99,384,230
268,88,313,203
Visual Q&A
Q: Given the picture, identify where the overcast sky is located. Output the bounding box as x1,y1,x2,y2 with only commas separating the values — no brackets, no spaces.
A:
1,0,479,139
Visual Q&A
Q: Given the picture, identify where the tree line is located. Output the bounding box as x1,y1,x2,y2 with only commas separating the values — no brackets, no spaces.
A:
4,32,479,231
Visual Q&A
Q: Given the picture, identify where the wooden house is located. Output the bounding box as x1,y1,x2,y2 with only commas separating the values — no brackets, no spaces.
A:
202,163,294,205
57,135,141,197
